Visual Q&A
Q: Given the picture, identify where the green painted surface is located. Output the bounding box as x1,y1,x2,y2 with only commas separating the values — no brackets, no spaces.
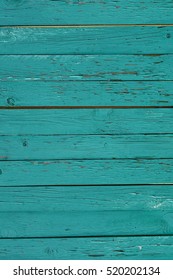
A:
0,81,173,107
0,159,173,186
0,109,172,135
0,236,172,260
1,0,173,25
0,185,173,239
0,185,172,211
1,134,173,160
0,27,173,54
0,1,173,261
0,55,173,81
0,210,173,238
0,55,172,81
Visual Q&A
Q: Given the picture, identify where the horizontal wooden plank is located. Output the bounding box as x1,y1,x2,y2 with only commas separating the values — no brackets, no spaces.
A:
0,27,173,54
0,55,172,81
1,0,173,25
1,81,173,107
0,185,172,211
1,134,173,160
0,210,173,238
0,109,173,135
0,236,172,260
0,159,173,186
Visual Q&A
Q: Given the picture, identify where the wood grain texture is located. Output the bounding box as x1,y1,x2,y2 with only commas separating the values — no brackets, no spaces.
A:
1,134,173,160
0,185,173,211
1,0,173,260
0,55,173,81
1,55,172,82
0,236,172,260
0,159,173,186
1,0,173,25
0,210,173,238
1,81,173,107
0,109,173,135
0,26,173,54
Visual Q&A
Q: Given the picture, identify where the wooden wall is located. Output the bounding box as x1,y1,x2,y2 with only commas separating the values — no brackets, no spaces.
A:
0,0,173,259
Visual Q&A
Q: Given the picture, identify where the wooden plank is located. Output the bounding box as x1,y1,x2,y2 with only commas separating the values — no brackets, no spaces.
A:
0,236,172,260
0,159,173,186
1,134,173,160
0,55,172,81
1,81,173,107
0,210,173,238
1,0,173,25
0,27,173,54
0,109,173,135
0,185,173,211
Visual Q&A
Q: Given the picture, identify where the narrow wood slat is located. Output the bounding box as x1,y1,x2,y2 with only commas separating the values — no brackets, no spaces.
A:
1,81,173,107
0,109,173,135
0,185,172,211
1,210,173,238
1,134,173,160
0,27,173,54
1,186,173,237
1,0,173,25
0,55,172,81
0,236,172,260
0,159,173,186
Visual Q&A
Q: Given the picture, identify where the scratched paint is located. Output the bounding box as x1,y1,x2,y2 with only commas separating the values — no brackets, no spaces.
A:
0,55,172,81
0,81,173,107
0,0,173,260
0,27,173,54
0,0,173,25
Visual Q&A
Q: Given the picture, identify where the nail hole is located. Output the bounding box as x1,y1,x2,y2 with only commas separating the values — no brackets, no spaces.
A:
7,98,15,106
166,33,171,38
22,140,28,147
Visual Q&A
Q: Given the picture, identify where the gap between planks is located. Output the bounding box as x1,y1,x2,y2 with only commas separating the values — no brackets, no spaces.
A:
0,184,173,187
1,106,173,110
2,24,173,28
0,234,173,240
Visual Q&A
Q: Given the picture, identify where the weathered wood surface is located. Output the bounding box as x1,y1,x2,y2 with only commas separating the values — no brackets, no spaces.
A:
0,159,173,186
1,55,172,82
1,0,173,25
1,0,173,261
1,81,173,107
0,236,172,260
0,109,172,135
0,210,173,237
1,185,173,211
0,27,173,54
1,134,173,160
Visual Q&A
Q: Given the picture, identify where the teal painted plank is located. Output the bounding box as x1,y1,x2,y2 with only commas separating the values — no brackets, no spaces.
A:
1,134,173,160
0,210,172,237
0,159,173,186
1,81,173,107
0,27,173,54
0,185,173,211
0,236,172,260
1,0,173,25
0,55,172,81
0,109,173,135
